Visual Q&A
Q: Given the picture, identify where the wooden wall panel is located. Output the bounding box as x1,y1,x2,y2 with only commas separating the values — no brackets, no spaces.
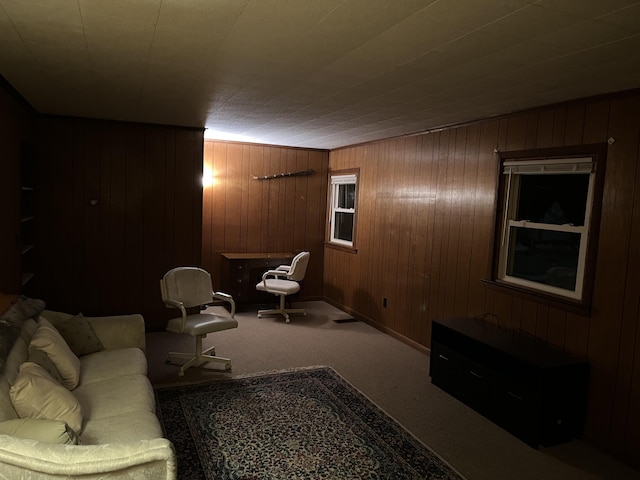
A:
34,117,203,330
201,141,328,300
325,90,640,467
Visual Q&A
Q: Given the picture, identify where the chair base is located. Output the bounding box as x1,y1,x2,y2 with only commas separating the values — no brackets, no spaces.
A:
166,339,231,376
257,295,306,323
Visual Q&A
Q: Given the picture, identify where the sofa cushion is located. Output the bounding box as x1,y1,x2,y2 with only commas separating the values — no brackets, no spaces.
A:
29,318,80,390
73,374,156,420
54,313,104,357
10,362,83,434
78,347,147,385
81,411,163,444
0,378,17,422
0,418,79,444
28,348,63,384
0,318,37,422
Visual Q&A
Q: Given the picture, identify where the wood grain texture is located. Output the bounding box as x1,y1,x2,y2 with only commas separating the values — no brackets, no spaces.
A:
325,90,640,467
201,141,328,301
3,76,640,469
33,117,203,330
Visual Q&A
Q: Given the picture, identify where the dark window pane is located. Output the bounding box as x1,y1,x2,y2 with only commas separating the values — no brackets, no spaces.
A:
334,212,354,242
506,226,580,291
338,184,355,209
515,174,589,226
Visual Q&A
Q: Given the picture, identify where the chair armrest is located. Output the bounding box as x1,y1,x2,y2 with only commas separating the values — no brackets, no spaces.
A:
262,269,287,280
213,292,236,317
275,265,291,272
0,436,176,479
163,299,183,309
259,270,291,295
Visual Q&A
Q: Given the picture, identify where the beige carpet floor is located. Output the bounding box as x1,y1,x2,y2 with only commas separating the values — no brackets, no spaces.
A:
146,301,639,480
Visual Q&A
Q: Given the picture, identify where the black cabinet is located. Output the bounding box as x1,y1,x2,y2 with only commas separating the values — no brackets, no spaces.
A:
430,318,589,448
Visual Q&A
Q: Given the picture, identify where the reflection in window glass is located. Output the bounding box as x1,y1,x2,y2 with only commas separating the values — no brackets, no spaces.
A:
507,227,580,291
516,174,590,226
334,212,354,242
338,184,355,209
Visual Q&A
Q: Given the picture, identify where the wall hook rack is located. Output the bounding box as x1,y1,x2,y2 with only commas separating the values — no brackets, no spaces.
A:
253,168,314,180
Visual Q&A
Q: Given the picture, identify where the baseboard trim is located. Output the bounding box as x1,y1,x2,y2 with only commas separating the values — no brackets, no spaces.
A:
321,297,431,356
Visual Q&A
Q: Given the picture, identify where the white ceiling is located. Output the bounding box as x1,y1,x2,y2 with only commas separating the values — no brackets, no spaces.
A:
1,0,640,150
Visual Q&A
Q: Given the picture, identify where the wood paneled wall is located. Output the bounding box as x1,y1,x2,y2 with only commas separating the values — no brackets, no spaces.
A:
0,78,35,293
201,141,328,298
34,116,204,330
326,90,640,466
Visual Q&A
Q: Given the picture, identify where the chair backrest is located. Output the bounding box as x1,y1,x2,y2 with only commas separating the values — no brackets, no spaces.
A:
161,267,213,308
286,252,310,281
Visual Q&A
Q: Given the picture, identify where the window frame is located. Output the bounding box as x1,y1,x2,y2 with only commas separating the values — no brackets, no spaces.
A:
327,169,359,251
490,144,607,311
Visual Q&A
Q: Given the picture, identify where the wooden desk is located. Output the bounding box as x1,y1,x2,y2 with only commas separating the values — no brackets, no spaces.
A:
220,253,294,305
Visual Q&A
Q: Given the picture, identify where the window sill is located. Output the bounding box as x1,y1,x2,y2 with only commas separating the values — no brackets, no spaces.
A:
325,242,357,254
481,279,591,316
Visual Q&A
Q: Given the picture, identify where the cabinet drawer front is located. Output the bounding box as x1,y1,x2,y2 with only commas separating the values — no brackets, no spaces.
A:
430,343,463,378
494,382,539,447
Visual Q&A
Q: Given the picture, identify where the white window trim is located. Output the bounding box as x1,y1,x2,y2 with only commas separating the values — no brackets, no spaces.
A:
498,157,596,301
329,173,357,247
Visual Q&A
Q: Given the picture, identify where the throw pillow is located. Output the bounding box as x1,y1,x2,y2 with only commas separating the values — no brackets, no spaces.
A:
28,348,63,384
0,418,79,445
29,318,81,390
54,313,104,357
9,362,83,434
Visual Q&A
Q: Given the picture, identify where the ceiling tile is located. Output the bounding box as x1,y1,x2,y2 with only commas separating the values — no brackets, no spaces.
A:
2,0,640,149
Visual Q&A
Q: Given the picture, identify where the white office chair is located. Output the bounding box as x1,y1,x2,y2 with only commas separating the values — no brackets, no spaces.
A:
160,266,237,376
255,251,310,323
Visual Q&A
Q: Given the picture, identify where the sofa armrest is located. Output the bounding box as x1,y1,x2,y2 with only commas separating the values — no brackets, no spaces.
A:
0,435,176,479
41,310,147,353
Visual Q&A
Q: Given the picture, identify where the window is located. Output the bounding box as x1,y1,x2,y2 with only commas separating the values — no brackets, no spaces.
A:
495,145,606,306
329,171,358,248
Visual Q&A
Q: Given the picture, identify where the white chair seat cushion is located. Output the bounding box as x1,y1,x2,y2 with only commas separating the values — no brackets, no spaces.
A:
256,279,301,295
81,410,163,444
73,374,156,420
79,347,147,384
166,314,238,336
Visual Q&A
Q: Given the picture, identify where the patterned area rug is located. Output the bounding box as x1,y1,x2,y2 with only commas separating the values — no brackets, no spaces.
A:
155,366,463,479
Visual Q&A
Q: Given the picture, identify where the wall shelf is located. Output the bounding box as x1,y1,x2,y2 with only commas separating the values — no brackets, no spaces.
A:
20,144,37,294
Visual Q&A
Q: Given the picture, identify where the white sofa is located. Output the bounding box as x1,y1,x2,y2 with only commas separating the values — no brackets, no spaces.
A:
0,297,176,479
